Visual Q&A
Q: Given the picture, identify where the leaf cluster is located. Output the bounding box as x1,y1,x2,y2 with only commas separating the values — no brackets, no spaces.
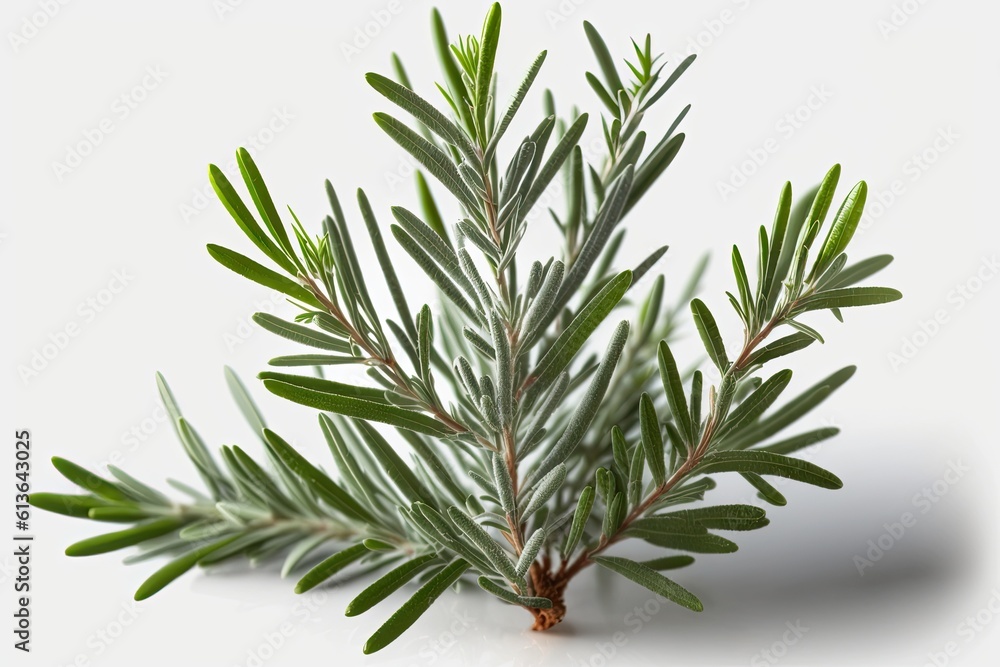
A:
31,4,900,654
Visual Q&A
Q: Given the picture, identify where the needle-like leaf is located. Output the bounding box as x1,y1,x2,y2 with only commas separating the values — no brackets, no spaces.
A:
364,560,469,654
592,556,703,611
295,543,370,593
691,298,729,373
696,451,843,489
346,554,440,616
260,374,454,437
639,394,666,486
207,245,320,308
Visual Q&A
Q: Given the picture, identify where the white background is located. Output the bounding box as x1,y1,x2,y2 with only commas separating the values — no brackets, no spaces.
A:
3,0,999,665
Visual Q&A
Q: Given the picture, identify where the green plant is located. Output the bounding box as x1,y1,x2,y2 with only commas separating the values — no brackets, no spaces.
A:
31,4,900,654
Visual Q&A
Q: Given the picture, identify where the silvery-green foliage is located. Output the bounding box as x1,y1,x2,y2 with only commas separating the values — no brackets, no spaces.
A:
32,4,900,654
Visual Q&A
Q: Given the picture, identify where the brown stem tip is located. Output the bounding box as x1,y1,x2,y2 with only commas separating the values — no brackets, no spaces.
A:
529,569,567,631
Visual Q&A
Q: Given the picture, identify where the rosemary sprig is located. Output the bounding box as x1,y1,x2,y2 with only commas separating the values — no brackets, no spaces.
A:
31,4,900,654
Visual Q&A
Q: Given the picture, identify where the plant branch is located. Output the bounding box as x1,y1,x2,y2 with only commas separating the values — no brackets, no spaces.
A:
559,291,810,582
299,272,475,438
